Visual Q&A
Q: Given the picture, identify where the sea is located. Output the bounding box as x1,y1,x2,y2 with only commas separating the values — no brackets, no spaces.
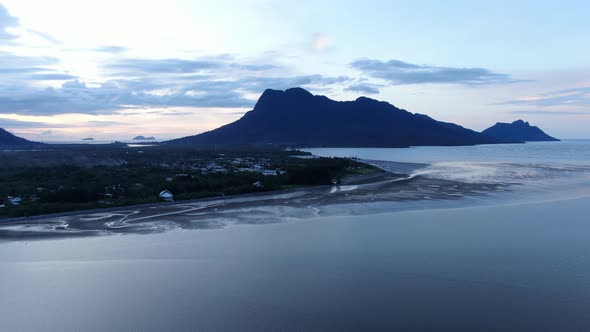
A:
1,140,590,331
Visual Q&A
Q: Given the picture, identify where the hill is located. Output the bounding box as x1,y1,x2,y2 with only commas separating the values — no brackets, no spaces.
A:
133,136,156,140
482,120,559,142
0,128,40,147
168,88,514,147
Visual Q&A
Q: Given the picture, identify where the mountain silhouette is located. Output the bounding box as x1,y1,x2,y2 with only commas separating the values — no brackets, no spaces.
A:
168,87,515,147
0,128,40,147
482,120,559,142
133,136,156,140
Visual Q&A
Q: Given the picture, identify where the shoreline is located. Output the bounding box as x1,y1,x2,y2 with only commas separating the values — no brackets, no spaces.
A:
0,164,513,240
2,155,588,241
0,170,392,225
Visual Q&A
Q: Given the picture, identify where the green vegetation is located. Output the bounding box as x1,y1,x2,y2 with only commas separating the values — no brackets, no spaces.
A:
0,145,379,219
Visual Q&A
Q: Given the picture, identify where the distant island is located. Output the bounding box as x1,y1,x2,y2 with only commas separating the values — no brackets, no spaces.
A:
82,137,95,141
0,128,42,147
168,87,516,147
482,120,559,142
133,136,156,140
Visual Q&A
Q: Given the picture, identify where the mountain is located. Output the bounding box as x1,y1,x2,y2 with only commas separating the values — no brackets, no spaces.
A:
482,120,559,142
168,87,515,147
82,137,94,141
133,136,156,140
0,128,39,147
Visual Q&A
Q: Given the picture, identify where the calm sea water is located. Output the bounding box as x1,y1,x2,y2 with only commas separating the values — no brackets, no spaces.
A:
304,140,590,165
1,141,590,331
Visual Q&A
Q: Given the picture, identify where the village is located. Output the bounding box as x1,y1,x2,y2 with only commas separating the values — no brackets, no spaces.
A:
1,154,289,208
0,145,363,218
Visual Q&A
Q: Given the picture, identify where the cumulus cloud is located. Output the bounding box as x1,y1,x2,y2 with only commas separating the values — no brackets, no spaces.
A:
350,58,517,85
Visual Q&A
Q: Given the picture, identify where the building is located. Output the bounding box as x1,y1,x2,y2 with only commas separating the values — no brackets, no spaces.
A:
159,190,174,202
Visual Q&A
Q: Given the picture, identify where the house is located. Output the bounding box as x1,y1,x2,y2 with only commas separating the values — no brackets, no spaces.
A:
159,190,174,202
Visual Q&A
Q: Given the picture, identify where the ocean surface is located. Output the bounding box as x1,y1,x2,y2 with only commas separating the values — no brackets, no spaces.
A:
305,140,590,165
2,141,590,331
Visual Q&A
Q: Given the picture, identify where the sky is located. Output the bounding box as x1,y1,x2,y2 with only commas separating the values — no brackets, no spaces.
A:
0,0,589,141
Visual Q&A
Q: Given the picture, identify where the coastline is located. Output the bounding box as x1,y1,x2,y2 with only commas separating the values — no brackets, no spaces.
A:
0,170,392,225
0,160,513,241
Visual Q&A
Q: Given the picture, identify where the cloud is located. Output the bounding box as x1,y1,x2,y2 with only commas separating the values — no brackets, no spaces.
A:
350,58,518,85
0,72,351,115
0,3,18,41
26,29,61,44
0,117,131,129
106,58,224,74
23,73,79,80
508,110,589,115
105,55,281,77
238,75,351,92
0,118,48,128
95,45,128,53
0,48,352,115
345,83,380,94
500,87,590,107
0,52,76,83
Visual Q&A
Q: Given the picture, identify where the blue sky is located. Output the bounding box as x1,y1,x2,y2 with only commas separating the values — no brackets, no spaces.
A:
0,0,588,140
